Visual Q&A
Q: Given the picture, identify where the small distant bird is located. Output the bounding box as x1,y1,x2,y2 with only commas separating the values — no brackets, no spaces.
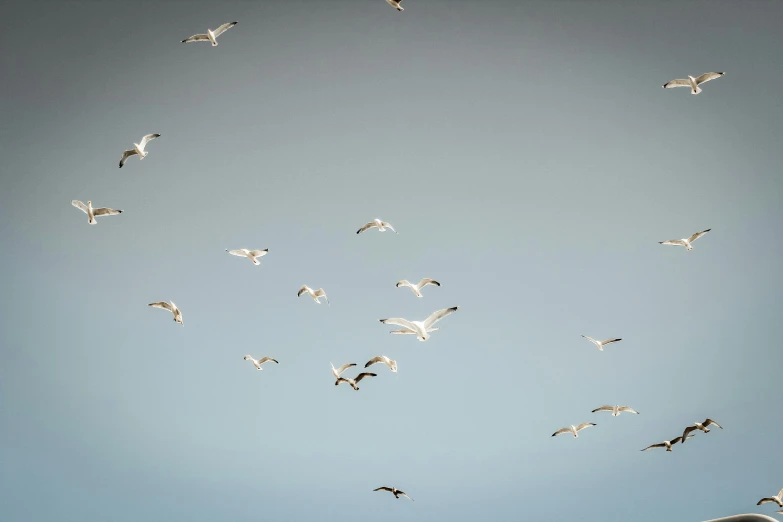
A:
681,418,723,443
592,405,639,416
243,355,278,370
663,72,724,95
396,278,440,297
365,355,397,373
331,362,357,381
581,335,622,351
119,134,161,168
181,22,238,46
148,301,183,326
659,229,711,251
640,435,693,452
336,372,377,391
374,486,413,501
226,248,268,265
757,488,783,508
552,423,596,438
71,200,122,225
380,306,459,342
357,218,397,234
298,285,329,304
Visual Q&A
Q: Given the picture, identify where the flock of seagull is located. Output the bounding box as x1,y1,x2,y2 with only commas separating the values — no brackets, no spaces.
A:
63,1,780,514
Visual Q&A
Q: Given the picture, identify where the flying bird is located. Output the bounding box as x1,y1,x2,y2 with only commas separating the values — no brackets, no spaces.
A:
226,248,268,265
581,335,622,351
148,301,183,326
552,423,596,438
298,285,329,304
591,405,639,416
374,486,413,501
119,134,161,168
71,200,122,224
757,488,783,508
380,306,459,341
659,229,711,251
640,435,693,452
663,72,724,95
681,418,723,443
357,218,397,234
181,22,238,46
336,372,377,391
243,355,278,370
331,362,357,381
396,278,440,298
364,355,397,373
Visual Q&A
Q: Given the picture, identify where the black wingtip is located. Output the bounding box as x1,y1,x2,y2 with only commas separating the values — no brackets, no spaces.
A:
118,162,123,168
181,39,187,43
118,210,123,213
379,319,386,323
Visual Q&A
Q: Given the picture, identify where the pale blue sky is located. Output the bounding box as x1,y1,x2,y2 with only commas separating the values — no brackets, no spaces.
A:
1,1,782,521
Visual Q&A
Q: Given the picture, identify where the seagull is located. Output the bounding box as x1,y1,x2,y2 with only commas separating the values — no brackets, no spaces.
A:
659,229,711,251
298,285,329,305
385,0,404,11
331,362,357,381
663,72,724,95
71,200,122,224
181,22,238,46
119,134,161,168
682,418,723,443
757,488,783,508
148,301,183,326
552,423,596,438
365,355,397,373
581,335,622,351
380,306,459,341
374,486,413,501
591,405,639,416
243,355,278,370
396,278,440,298
640,435,693,452
357,218,397,234
226,248,268,265
336,372,377,391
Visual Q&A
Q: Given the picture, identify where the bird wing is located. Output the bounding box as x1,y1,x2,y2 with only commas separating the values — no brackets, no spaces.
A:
227,249,249,257
663,78,691,88
600,338,622,346
335,377,350,386
139,133,160,149
687,229,711,243
618,406,639,414
257,357,278,364
581,335,600,346
364,356,384,368
381,222,397,232
703,418,722,429
694,72,723,85
778,488,783,499
119,149,137,167
423,306,458,328
92,207,122,216
758,498,775,506
575,423,596,431
552,428,571,437
591,406,614,413
641,443,666,451
148,301,174,312
398,491,414,501
380,317,417,330
418,278,440,288
353,372,377,383
374,487,393,492
248,249,268,257
334,363,356,376
681,425,698,441
390,328,418,335
71,200,88,214
357,221,376,234
659,239,687,247
213,21,238,37
182,33,211,43
297,285,310,297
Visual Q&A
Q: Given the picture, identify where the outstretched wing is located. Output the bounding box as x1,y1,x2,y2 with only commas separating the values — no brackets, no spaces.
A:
600,338,622,346
148,301,174,312
374,486,393,492
227,249,249,257
364,356,384,368
92,207,122,217
641,443,666,451
663,78,691,89
418,278,440,288
297,285,309,297
380,317,417,331
551,428,571,437
575,423,596,431
357,221,376,234
353,372,376,383
257,357,278,364
659,239,686,247
334,363,356,376
423,306,458,328
119,149,137,168
248,249,268,258
390,328,420,335
182,33,210,43
618,406,639,414
758,498,776,506
681,425,698,442
687,229,711,243
380,222,397,233
139,133,161,149
71,200,88,214
703,418,722,429
694,72,724,85
591,406,614,413
213,21,238,37
398,491,414,501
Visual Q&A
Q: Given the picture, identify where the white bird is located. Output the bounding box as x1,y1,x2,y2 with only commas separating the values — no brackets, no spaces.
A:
581,335,622,351
119,133,161,168
659,229,711,251
552,423,596,438
181,21,238,46
357,218,397,234
71,200,122,225
243,355,278,370
298,285,329,305
681,418,723,443
365,355,397,373
330,362,357,381
380,306,459,342
374,486,413,501
640,435,693,452
226,248,268,265
385,0,404,11
591,405,639,416
148,301,183,326
757,488,783,508
663,72,724,95
336,372,377,391
396,278,440,297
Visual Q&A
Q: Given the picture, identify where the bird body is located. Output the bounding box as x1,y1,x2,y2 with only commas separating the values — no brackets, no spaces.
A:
119,134,161,167
663,72,724,94
374,486,413,500
71,200,122,224
681,418,723,442
396,278,440,297
592,405,639,416
552,423,596,438
659,229,711,250
581,335,622,351
298,285,329,304
148,300,183,325
336,372,376,390
385,0,404,11
226,248,268,265
380,306,458,341
243,355,278,370
641,435,693,452
357,218,397,234
181,22,238,46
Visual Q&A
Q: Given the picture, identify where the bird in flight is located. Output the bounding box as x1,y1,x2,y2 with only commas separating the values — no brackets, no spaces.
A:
364,355,397,373
336,372,377,391
396,278,440,298
298,285,329,305
331,362,357,382
640,435,693,452
119,134,161,168
757,488,783,508
357,218,397,234
181,22,238,46
659,229,711,251
226,248,268,265
243,355,278,371
663,72,724,95
552,423,596,438
374,486,413,500
71,200,122,225
591,405,639,416
148,301,183,326
681,418,723,443
581,335,622,351
380,306,459,341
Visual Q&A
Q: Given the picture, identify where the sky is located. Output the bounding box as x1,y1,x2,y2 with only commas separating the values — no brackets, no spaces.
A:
1,0,782,521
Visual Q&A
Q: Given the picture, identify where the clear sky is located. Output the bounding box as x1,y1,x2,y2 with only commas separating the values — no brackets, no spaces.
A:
1,1,782,521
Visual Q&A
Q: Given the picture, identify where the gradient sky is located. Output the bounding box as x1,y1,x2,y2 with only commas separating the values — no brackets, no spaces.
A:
2,1,783,521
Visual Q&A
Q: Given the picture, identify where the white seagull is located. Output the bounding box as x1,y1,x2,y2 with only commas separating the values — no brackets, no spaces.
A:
396,278,440,297
757,488,783,508
385,0,404,11
226,248,268,265
663,72,724,95
364,355,397,373
640,435,693,452
380,306,459,342
681,418,723,443
298,285,329,305
181,22,238,46
331,362,357,381
119,133,161,168
581,335,622,351
357,218,397,234
591,405,639,416
243,355,278,370
552,423,596,438
336,372,377,391
659,229,711,251
374,486,413,501
71,200,122,224
148,301,183,326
